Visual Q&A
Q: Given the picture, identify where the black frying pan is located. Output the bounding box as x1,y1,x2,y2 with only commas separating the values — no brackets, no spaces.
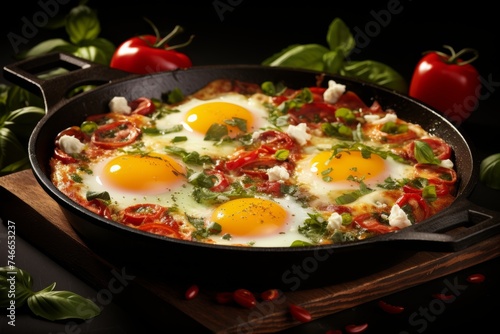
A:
4,52,500,290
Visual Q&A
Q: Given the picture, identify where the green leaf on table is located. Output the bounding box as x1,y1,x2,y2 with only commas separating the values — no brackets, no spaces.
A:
0,266,35,307
28,290,101,321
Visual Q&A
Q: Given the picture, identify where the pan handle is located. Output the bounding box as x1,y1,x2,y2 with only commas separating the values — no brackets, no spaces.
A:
2,52,133,113
383,197,500,251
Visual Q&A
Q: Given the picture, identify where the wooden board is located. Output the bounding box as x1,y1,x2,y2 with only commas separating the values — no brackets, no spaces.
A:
2,169,500,333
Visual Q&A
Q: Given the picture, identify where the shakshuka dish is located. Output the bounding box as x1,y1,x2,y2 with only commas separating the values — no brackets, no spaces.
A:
50,78,458,247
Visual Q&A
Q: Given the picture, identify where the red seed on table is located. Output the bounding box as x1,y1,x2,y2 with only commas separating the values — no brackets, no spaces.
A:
345,323,368,333
233,289,257,309
467,273,485,283
289,303,312,323
215,291,234,304
185,284,199,300
377,300,405,314
260,289,280,301
432,293,454,301
325,330,342,334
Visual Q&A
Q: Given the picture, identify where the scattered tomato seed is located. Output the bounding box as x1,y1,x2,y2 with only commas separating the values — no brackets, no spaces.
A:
432,293,454,301
345,323,368,333
215,291,234,304
289,303,312,323
467,273,486,283
377,300,405,314
233,289,257,309
260,289,280,301
185,284,199,300
325,330,342,334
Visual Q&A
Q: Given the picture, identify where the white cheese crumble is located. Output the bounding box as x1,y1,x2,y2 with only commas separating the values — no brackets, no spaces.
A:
364,113,398,124
388,204,412,228
327,212,343,231
59,135,85,154
286,123,311,145
109,96,131,114
323,80,346,104
440,159,454,169
267,165,290,181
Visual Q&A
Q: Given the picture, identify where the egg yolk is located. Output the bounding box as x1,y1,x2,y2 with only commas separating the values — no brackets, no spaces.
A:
184,101,254,137
310,150,386,182
211,198,288,237
101,153,185,194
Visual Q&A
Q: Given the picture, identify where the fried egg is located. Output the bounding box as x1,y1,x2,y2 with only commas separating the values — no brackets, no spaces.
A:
295,149,413,204
205,196,314,247
150,93,272,157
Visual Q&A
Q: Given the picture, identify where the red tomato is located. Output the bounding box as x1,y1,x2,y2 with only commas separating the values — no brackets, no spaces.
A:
409,45,481,124
91,121,141,148
110,24,193,74
137,223,182,239
122,204,167,226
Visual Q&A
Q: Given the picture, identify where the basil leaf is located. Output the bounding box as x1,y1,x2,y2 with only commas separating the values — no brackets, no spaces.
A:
66,5,101,44
27,290,101,321
0,266,34,307
414,140,441,164
16,39,73,59
340,60,408,93
0,128,28,175
322,50,346,74
326,18,355,54
262,44,330,71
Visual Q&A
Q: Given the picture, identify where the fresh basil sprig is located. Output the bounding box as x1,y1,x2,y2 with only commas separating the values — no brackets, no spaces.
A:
17,4,115,65
262,18,408,93
0,266,101,321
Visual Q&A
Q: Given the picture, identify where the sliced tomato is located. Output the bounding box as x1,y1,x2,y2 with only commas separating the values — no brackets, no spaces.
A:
405,137,452,161
403,179,450,197
137,223,182,239
123,204,167,226
257,130,297,151
54,126,88,163
91,120,141,148
129,97,155,115
414,164,457,185
395,192,431,221
85,199,112,220
353,213,398,234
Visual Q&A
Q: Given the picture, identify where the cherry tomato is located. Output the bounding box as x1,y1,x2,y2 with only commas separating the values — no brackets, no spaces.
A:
122,204,167,226
91,121,141,149
129,97,156,116
353,213,399,234
409,45,481,124
137,223,182,239
110,22,193,74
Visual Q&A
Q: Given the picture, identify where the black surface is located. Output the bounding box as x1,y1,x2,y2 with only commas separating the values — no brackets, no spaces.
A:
1,0,500,333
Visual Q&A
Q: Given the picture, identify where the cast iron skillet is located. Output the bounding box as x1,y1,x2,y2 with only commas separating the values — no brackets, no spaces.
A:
4,53,500,289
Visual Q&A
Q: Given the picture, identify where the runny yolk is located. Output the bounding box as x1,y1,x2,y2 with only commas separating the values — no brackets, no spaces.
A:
310,150,386,182
184,101,254,137
211,198,288,237
101,153,185,194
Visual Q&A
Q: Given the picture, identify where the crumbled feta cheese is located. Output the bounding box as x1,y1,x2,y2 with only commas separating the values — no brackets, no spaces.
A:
267,165,290,181
109,96,131,114
440,159,454,169
364,113,398,124
323,80,346,104
59,135,85,154
327,212,343,231
388,204,412,228
286,123,311,145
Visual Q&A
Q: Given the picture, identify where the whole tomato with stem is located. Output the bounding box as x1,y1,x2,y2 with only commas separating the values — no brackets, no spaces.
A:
110,18,194,74
409,45,481,125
